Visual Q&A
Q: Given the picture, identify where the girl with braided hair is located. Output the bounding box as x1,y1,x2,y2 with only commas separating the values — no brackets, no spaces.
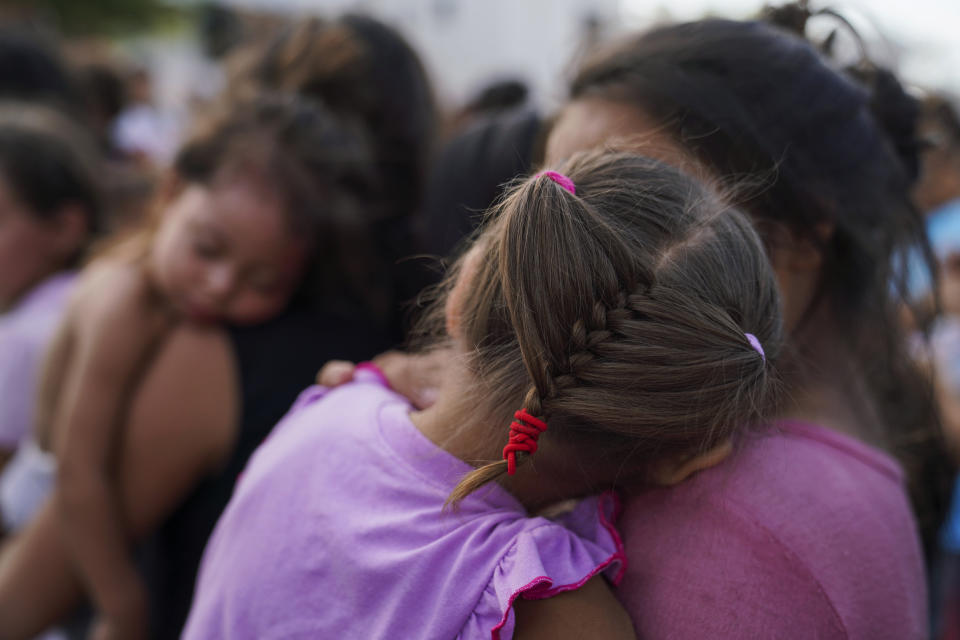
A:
181,151,782,640
316,8,935,637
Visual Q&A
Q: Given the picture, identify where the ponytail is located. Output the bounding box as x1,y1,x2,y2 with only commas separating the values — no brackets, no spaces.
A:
446,152,782,505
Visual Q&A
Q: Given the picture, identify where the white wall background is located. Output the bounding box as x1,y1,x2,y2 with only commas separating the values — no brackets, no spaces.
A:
141,0,960,142
210,0,619,110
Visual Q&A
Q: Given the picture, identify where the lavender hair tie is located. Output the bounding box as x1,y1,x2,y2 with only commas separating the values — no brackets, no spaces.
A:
745,333,765,363
535,170,576,195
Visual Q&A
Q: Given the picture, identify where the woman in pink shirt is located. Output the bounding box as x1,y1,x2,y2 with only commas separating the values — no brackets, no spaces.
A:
546,14,937,638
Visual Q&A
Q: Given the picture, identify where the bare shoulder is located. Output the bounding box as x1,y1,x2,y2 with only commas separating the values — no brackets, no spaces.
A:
120,324,239,526
512,576,636,640
75,257,151,307
71,257,169,339
130,325,238,464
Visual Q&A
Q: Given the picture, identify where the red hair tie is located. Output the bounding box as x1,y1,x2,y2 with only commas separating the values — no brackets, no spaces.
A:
502,409,548,475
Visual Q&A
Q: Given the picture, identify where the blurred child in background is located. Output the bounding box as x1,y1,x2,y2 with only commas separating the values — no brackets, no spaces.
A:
0,94,377,640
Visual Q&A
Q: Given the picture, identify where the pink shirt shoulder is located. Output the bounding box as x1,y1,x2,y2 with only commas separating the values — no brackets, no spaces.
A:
618,420,926,640
0,272,76,448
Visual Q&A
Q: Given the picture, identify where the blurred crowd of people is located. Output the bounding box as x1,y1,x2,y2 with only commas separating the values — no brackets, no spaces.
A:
0,2,957,639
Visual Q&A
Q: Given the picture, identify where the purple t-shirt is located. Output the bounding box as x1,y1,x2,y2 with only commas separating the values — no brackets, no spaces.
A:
0,272,75,448
617,420,927,639
183,374,624,640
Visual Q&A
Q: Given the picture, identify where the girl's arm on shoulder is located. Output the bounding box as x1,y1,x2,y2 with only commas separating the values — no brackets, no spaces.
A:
0,326,237,640
316,349,450,410
512,576,636,640
53,266,173,636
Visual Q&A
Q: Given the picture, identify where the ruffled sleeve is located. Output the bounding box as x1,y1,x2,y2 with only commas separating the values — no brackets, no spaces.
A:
460,492,626,640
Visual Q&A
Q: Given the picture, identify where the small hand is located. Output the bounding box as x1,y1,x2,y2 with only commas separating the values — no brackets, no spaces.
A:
316,349,449,409
315,360,357,387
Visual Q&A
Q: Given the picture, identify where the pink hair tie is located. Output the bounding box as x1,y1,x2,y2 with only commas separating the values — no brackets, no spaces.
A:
355,361,392,390
745,333,765,363
535,170,576,195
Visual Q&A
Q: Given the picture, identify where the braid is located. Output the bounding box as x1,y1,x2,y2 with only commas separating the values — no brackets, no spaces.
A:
446,152,782,506
550,294,629,396
522,381,546,417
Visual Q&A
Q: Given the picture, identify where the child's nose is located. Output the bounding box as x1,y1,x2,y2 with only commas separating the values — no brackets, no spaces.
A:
205,265,236,300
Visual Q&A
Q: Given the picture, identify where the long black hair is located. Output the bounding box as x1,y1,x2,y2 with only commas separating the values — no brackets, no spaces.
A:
571,15,951,559
227,13,438,337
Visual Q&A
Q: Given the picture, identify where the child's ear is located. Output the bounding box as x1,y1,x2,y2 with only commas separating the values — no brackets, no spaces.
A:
444,275,465,340
445,245,484,340
650,440,733,486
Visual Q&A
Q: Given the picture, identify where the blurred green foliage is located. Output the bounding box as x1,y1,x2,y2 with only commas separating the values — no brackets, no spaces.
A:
5,0,189,37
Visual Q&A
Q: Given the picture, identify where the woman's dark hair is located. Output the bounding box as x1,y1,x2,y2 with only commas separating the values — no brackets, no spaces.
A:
463,78,530,116
0,102,103,265
173,93,379,312
447,152,783,502
570,16,949,555
229,14,436,224
227,14,438,334
0,27,76,110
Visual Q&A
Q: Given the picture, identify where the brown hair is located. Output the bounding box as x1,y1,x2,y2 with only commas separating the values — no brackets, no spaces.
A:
227,14,437,225
226,15,438,331
106,93,379,312
185,92,382,310
444,152,783,502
